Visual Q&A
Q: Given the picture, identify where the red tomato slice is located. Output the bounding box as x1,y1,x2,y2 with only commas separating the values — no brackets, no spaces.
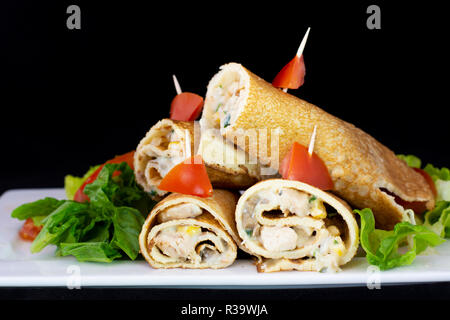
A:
280,142,334,190
414,168,437,198
73,151,135,203
381,188,429,215
158,155,213,197
272,55,306,89
394,197,428,215
170,92,204,121
386,168,437,215
19,218,43,241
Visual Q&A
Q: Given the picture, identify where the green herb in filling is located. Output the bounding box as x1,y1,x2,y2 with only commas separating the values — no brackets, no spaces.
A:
223,114,231,128
245,228,253,237
309,195,317,203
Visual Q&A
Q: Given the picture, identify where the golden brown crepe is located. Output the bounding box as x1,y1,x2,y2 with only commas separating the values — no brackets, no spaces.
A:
235,179,359,272
134,119,257,198
139,190,240,269
200,62,435,230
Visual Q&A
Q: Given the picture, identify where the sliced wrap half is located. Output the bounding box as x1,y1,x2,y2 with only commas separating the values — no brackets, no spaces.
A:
139,190,240,269
235,179,359,272
200,62,435,230
134,118,257,197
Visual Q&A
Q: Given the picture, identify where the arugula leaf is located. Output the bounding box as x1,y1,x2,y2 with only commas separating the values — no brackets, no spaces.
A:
355,208,445,270
64,165,101,200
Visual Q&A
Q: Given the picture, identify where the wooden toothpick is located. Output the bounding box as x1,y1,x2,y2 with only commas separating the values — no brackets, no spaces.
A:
172,74,182,95
308,125,317,156
283,27,311,93
296,27,311,58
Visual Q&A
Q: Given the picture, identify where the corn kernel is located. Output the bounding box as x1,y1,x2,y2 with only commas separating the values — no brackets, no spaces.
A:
177,225,201,236
311,200,327,219
168,141,180,149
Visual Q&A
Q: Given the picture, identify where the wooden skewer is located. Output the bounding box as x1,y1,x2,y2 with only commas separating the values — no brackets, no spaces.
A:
283,27,311,93
308,125,317,156
172,74,182,95
296,27,311,58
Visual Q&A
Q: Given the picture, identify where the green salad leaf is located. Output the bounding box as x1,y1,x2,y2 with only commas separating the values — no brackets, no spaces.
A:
64,165,101,200
11,162,155,262
424,201,450,238
355,208,444,270
11,197,65,220
397,154,422,169
397,154,450,236
58,242,122,263
424,164,450,201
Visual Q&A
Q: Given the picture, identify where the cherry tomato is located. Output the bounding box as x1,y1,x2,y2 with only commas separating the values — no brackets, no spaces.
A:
280,142,333,190
170,92,204,121
272,55,306,89
19,218,43,241
158,155,213,197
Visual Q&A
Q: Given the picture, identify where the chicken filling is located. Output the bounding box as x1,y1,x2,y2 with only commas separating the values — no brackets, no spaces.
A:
208,71,246,131
144,127,185,188
241,188,347,271
151,204,231,265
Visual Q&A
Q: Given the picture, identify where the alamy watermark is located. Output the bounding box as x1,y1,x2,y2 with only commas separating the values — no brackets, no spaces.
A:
66,265,82,289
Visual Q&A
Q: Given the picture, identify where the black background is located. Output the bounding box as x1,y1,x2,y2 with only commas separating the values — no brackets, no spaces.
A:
1,0,450,303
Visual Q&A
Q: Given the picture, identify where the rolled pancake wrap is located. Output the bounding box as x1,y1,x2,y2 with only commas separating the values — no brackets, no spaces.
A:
200,62,435,230
134,118,256,197
235,179,359,272
139,190,239,269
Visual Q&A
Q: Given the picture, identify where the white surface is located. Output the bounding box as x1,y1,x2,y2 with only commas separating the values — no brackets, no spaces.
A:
1,189,450,288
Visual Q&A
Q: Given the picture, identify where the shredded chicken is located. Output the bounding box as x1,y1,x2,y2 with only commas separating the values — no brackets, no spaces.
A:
146,129,185,181
157,203,203,223
259,226,298,252
241,187,347,272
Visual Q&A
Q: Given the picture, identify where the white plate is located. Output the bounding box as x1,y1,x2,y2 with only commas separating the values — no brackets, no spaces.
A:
1,189,450,288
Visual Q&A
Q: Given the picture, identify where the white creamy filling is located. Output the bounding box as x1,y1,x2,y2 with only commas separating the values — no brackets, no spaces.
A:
241,187,346,270
209,75,245,130
147,130,184,178
157,203,203,223
152,204,230,264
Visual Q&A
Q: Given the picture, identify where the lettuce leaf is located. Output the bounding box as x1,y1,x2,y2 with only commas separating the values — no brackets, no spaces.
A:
355,208,445,270
397,154,450,202
423,163,450,181
64,165,101,200
397,155,450,237
424,201,450,238
58,242,122,263
30,201,91,253
12,162,154,262
424,164,450,201
11,197,65,220
397,154,422,169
